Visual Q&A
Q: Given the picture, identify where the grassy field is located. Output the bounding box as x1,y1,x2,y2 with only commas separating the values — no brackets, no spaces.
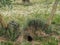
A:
0,0,60,45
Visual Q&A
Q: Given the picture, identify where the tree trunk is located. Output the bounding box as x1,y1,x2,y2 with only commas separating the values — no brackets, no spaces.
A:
0,14,7,29
22,0,30,3
47,0,58,25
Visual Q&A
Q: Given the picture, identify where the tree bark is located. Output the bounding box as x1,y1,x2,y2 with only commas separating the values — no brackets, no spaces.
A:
47,0,58,25
22,0,30,3
0,14,7,29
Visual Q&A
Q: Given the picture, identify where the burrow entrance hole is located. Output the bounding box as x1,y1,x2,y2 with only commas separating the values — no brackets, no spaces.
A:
27,35,33,42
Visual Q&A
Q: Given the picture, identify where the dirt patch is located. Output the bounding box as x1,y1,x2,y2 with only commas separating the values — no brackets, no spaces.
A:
0,37,7,42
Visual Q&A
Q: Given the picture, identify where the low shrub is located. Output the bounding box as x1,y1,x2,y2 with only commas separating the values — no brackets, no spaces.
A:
24,18,52,35
5,21,21,41
0,41,13,45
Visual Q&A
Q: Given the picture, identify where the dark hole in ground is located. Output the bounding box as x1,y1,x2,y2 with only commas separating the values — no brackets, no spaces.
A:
27,35,33,42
